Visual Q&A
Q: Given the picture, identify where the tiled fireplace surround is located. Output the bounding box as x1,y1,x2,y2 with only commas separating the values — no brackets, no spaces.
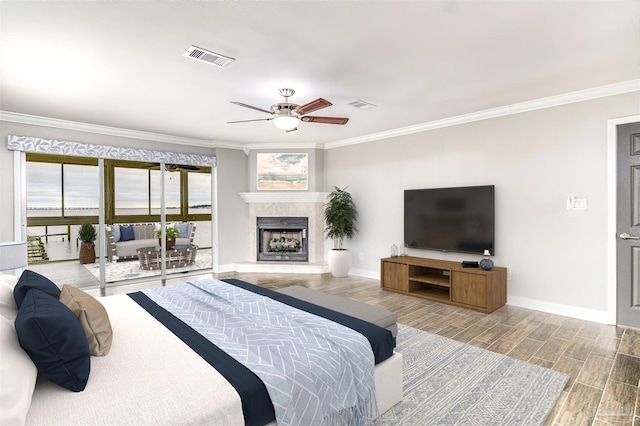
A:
237,192,329,273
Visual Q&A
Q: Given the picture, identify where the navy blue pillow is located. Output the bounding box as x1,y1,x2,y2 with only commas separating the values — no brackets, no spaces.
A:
120,225,135,242
14,270,61,308
14,289,90,392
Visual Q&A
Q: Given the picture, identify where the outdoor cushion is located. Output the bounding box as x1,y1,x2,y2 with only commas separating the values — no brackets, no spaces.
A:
175,222,189,238
111,224,121,242
120,225,135,241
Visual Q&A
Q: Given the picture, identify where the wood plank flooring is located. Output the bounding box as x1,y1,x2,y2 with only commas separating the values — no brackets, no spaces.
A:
84,270,640,425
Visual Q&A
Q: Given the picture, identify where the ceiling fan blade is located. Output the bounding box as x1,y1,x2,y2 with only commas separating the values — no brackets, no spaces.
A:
227,118,274,124
230,101,272,115
140,163,199,171
300,116,349,125
173,164,199,171
293,98,332,115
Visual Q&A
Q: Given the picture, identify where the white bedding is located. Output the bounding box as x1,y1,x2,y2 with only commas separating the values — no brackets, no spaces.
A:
26,295,245,426
24,291,403,425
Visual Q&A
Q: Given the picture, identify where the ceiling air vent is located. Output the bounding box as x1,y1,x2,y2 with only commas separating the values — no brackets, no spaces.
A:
347,99,376,110
184,46,235,68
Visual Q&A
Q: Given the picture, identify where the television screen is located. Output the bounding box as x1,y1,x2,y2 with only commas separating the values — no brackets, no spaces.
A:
404,185,495,255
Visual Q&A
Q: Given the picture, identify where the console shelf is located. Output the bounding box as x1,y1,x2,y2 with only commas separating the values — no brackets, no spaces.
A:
381,256,507,313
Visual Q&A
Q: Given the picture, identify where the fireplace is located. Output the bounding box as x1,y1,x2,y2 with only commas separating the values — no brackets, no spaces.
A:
257,217,308,262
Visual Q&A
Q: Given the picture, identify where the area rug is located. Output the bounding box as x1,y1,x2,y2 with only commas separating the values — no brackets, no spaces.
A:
83,249,212,283
375,324,568,425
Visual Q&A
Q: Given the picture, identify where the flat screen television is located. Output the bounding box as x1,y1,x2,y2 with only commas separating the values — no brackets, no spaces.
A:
404,185,495,255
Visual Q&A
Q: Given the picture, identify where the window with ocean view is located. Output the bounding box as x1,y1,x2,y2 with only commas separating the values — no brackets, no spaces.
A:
22,148,214,292
64,164,99,216
26,161,63,216
114,167,182,215
188,172,212,215
151,170,181,214
26,154,212,257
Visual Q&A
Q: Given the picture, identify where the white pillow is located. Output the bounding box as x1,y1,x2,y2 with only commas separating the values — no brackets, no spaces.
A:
0,272,19,321
0,315,37,426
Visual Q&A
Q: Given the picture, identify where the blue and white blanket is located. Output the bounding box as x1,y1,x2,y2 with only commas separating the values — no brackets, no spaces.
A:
141,279,378,426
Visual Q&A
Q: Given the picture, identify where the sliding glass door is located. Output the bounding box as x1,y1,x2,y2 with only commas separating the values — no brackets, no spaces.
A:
23,154,213,290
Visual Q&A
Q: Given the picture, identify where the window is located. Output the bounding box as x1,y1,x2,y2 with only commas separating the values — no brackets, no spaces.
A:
188,172,212,215
63,165,100,216
26,155,212,245
27,162,62,217
26,158,99,218
114,167,149,215
151,170,181,214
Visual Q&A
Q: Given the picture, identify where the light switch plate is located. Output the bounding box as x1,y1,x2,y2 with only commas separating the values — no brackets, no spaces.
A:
567,196,588,210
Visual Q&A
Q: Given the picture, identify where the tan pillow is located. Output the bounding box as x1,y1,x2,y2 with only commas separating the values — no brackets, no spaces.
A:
59,285,113,356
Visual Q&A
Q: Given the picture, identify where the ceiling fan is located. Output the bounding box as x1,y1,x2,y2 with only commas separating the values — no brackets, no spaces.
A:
228,88,349,132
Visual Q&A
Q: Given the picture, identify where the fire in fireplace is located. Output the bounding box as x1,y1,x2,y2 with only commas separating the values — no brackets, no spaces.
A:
257,217,308,262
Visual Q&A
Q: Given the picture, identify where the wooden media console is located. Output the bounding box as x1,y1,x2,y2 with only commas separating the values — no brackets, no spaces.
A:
380,256,507,313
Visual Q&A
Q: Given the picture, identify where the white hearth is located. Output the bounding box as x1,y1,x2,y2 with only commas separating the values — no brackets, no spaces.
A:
237,192,329,273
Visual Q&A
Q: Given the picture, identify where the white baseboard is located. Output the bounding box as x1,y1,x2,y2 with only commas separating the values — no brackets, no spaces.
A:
349,268,612,325
214,263,235,274
507,295,611,325
223,265,612,324
233,261,329,274
349,268,380,280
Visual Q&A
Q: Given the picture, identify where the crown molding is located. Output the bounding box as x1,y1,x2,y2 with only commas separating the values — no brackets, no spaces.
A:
0,110,219,148
239,192,329,204
324,79,640,150
243,142,323,150
0,110,324,152
3,79,638,153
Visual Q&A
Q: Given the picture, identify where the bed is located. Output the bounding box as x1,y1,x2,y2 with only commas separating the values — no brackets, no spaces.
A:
1,272,402,426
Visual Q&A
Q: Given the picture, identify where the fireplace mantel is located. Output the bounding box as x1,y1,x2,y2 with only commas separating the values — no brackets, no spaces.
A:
240,192,329,204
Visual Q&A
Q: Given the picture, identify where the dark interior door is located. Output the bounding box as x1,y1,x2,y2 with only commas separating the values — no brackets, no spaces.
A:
616,122,640,328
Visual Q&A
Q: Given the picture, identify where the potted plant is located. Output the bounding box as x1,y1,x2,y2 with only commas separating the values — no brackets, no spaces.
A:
154,226,180,249
78,222,97,264
324,186,359,277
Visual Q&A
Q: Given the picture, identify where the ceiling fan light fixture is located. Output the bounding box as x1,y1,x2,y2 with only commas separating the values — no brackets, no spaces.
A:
273,115,300,131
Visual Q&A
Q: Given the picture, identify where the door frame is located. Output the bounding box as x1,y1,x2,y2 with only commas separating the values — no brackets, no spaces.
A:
607,114,640,325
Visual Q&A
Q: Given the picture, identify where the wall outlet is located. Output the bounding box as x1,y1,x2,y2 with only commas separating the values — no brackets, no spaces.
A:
507,270,512,281
358,252,364,261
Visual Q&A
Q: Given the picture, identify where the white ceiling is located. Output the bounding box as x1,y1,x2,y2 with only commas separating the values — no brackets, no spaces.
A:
1,1,639,149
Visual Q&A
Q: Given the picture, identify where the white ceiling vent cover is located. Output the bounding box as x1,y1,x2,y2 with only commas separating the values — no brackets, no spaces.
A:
184,46,235,68
347,99,376,110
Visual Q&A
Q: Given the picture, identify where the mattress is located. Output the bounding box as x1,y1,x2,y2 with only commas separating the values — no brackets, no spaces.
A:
25,279,403,425
26,294,245,425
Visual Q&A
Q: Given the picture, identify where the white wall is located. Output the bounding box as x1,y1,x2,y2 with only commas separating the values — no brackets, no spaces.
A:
214,148,249,269
324,92,640,322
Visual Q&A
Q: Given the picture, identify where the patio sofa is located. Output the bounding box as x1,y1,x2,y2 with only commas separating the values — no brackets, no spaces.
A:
105,222,196,262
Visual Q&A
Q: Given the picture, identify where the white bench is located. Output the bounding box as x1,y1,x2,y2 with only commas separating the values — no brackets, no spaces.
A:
276,285,398,342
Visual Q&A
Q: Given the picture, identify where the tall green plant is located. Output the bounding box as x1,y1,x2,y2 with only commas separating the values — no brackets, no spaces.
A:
324,186,358,250
78,222,97,243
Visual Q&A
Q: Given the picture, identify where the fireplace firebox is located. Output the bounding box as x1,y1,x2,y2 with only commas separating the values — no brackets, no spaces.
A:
257,217,308,262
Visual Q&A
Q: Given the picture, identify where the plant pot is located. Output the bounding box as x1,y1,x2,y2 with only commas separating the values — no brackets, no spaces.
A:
327,249,352,277
79,242,96,264
159,238,176,249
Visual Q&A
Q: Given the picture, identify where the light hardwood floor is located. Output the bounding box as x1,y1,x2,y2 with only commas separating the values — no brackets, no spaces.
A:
67,268,640,425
